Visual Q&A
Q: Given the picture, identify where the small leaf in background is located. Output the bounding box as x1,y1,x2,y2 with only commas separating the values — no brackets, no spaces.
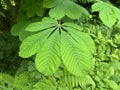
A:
43,0,57,8
99,6,116,27
0,11,6,17
92,1,120,27
92,1,106,12
45,0,90,19
10,21,33,41
20,0,43,17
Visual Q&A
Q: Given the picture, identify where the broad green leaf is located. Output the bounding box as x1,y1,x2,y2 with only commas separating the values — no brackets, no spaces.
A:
26,22,56,32
26,2,43,17
65,0,90,19
35,30,61,75
42,17,58,23
43,0,58,8
78,5,90,17
99,6,116,27
20,0,36,10
19,31,33,41
92,1,106,12
49,3,65,20
62,23,83,31
16,11,29,22
49,0,89,19
61,31,94,76
63,26,95,54
11,22,31,36
20,0,43,17
111,6,120,20
19,29,51,58
117,21,120,28
92,1,120,27
26,17,58,32
64,0,82,19
10,21,32,41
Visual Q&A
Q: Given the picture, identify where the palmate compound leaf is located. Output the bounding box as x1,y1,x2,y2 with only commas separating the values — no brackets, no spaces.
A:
19,17,95,76
35,30,61,75
92,1,120,27
49,0,90,20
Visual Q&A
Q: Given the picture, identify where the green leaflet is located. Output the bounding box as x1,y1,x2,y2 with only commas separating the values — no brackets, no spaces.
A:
16,11,29,22
43,0,58,8
62,23,83,31
111,6,120,21
45,0,89,19
99,6,116,27
92,1,120,27
63,26,95,54
20,0,43,17
64,0,89,19
11,22,31,36
61,31,94,76
35,30,61,75
33,77,57,90
49,3,65,20
10,21,33,41
92,1,106,12
26,17,58,32
19,29,51,58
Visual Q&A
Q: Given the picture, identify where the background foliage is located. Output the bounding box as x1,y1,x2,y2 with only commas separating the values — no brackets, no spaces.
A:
0,0,120,90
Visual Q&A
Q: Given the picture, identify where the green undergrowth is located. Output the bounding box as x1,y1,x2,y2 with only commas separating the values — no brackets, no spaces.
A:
0,31,21,74
0,24,120,90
